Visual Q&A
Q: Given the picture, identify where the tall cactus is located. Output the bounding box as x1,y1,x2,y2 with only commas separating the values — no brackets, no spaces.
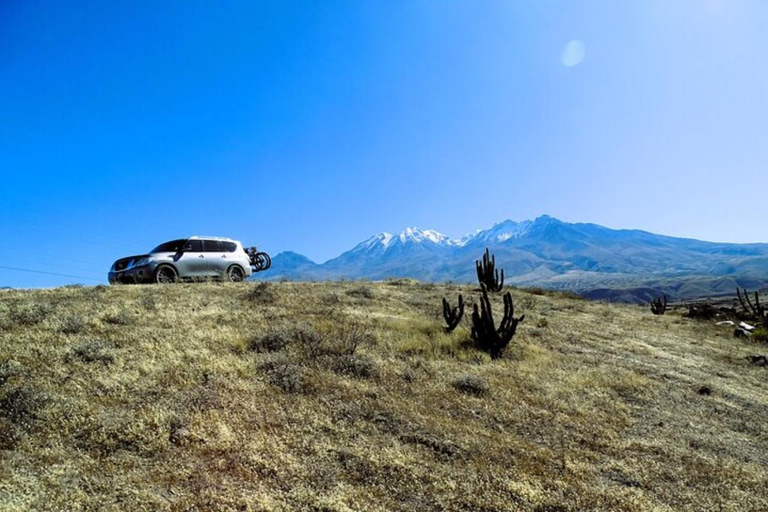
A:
442,295,464,332
470,284,525,359
650,294,667,315
737,287,766,325
476,248,504,292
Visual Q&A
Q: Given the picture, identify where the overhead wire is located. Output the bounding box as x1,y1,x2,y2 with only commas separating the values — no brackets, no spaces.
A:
0,265,104,283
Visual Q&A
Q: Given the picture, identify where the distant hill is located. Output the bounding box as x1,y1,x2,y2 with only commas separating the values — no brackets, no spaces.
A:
257,216,768,302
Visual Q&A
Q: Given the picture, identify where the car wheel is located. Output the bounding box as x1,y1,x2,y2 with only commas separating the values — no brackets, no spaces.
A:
155,265,178,284
227,265,245,282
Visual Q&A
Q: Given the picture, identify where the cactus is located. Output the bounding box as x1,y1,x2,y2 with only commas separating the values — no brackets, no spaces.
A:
442,295,464,332
475,248,504,292
737,287,766,325
470,284,525,359
650,294,667,315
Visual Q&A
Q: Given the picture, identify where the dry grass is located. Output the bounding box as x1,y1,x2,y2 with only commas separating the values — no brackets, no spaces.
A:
0,281,767,511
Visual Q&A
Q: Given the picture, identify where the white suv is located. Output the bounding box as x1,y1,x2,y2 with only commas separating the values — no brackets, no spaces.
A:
109,236,264,284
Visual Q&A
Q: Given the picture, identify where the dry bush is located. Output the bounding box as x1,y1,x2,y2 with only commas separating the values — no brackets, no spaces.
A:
0,385,40,430
245,282,278,303
331,354,378,379
259,355,308,393
0,360,24,387
451,374,489,396
67,340,115,365
248,325,296,353
103,309,132,326
10,303,52,325
346,285,375,299
59,315,85,334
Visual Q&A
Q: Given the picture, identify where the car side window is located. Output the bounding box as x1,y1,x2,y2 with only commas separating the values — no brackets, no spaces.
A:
203,240,222,252
221,241,237,252
183,240,203,252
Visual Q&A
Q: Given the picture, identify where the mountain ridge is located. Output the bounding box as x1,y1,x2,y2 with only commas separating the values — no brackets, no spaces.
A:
259,216,768,302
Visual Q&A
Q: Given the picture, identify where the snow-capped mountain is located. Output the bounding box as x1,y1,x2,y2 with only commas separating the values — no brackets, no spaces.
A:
352,227,458,255
258,216,768,302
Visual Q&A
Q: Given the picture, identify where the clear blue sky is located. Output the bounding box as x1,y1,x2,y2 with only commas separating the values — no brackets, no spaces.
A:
2,1,767,287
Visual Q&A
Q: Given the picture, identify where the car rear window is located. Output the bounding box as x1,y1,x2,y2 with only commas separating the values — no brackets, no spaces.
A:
221,241,237,252
203,240,223,252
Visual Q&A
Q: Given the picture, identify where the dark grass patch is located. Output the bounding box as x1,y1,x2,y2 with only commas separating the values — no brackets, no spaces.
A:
346,286,375,300
0,385,41,428
67,340,115,365
451,374,490,396
245,282,278,304
104,310,133,326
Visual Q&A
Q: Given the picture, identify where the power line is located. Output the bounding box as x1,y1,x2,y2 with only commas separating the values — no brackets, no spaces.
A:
0,265,104,283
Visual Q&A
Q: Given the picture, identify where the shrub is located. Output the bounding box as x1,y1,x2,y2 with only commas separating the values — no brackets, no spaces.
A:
346,286,374,300
291,323,327,360
67,340,115,365
0,360,24,387
451,374,489,396
246,282,278,303
752,328,768,343
259,356,307,393
328,321,375,356
104,310,132,326
11,303,52,326
59,315,86,334
248,326,295,353
331,354,378,379
0,386,40,427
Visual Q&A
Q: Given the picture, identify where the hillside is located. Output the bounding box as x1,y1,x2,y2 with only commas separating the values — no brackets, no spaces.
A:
262,216,768,302
1,282,768,511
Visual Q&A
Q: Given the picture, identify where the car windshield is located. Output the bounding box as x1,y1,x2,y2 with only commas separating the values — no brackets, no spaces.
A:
150,239,186,253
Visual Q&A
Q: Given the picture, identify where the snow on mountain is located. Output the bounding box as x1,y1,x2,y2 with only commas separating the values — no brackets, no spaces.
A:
465,219,534,245
352,227,458,254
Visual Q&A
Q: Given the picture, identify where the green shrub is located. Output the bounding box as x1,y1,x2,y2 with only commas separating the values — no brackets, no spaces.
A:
752,328,768,343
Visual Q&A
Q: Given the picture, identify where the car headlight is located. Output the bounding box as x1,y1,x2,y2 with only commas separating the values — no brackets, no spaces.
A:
130,257,150,268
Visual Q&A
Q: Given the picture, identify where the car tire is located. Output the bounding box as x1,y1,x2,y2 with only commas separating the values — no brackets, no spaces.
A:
227,265,245,282
154,265,178,284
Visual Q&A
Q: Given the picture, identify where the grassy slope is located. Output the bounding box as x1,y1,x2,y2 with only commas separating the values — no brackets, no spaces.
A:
0,282,767,511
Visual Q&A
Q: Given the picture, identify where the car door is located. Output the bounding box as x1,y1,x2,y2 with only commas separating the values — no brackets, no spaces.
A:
203,240,228,276
176,239,207,277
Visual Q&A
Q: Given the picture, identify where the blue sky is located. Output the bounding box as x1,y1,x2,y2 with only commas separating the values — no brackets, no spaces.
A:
1,1,767,287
